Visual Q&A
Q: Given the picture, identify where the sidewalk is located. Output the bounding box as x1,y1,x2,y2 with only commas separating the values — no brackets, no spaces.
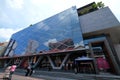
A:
15,69,120,80
0,73,44,80
0,72,76,80
1,68,120,80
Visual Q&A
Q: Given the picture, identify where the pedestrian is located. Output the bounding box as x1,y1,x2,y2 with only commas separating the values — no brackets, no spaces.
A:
25,63,31,76
9,63,17,80
29,62,35,76
74,61,78,74
3,66,11,80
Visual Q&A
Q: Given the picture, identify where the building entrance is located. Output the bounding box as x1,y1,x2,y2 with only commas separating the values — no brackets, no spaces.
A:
90,41,117,74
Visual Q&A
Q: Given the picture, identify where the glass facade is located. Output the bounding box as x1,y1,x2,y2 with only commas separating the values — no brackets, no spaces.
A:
4,6,84,56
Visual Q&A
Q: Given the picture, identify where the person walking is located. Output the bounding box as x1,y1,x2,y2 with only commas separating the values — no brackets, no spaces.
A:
29,62,35,76
9,64,17,80
3,66,11,80
25,63,31,76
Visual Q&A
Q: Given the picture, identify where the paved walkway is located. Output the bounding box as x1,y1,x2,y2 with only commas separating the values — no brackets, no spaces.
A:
0,68,120,80
0,73,44,80
0,72,76,80
16,69,120,80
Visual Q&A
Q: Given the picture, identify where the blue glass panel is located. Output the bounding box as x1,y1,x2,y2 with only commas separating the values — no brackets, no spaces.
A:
6,6,84,56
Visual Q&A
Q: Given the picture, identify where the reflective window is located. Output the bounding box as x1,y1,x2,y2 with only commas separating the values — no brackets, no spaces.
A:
5,6,84,56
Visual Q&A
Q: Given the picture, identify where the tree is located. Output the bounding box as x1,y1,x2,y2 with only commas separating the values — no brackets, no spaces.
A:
97,1,105,9
92,3,97,9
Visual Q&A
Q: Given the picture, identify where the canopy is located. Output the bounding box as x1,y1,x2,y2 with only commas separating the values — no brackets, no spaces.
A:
75,56,93,61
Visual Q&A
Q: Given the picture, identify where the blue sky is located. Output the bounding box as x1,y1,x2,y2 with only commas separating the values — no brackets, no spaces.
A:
0,0,120,42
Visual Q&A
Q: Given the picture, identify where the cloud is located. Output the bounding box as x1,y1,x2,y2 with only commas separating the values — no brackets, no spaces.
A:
0,11,13,25
36,22,50,31
44,38,57,47
74,41,84,48
0,28,23,42
6,0,24,9
0,0,119,42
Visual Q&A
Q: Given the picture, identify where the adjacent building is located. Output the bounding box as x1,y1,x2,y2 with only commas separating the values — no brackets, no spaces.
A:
0,42,8,57
0,2,120,75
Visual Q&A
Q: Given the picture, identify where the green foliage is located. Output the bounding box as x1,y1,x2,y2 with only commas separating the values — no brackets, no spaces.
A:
80,8,89,15
92,3,97,9
97,1,105,9
79,1,105,15
92,1,105,9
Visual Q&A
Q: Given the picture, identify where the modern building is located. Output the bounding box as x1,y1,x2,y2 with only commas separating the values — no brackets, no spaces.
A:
0,42,8,68
0,2,120,75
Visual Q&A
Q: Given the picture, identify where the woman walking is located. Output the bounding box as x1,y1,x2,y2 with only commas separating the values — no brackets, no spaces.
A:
9,64,17,80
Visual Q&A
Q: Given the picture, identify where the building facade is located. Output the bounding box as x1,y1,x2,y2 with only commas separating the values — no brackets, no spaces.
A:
0,42,8,57
0,2,120,75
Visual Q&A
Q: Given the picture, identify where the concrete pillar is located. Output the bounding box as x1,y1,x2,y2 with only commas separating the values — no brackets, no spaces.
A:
104,40,120,75
33,56,43,68
89,43,99,74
